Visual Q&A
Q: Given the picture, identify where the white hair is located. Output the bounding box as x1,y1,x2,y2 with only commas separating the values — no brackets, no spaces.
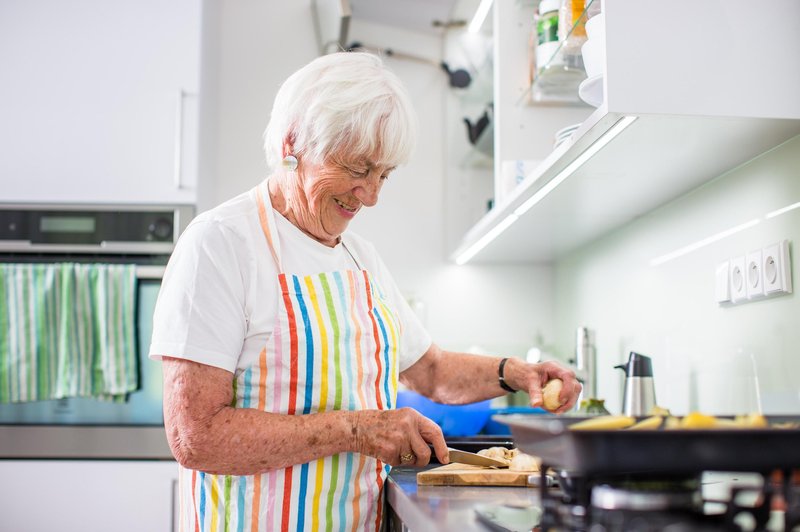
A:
263,52,417,170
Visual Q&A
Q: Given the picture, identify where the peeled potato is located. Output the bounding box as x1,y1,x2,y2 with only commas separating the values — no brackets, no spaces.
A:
542,378,564,411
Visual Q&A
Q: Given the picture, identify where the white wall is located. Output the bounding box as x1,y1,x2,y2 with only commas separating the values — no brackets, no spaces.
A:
203,1,552,359
553,136,800,415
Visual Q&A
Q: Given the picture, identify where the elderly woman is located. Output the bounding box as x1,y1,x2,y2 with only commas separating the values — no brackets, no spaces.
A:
150,52,580,531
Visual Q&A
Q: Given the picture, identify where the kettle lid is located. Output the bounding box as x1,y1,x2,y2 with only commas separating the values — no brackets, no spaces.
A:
616,351,654,377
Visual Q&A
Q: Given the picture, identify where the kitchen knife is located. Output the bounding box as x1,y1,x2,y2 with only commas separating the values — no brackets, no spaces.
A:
446,447,509,468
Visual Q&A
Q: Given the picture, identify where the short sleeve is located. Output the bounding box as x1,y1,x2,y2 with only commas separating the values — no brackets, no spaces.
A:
148,220,251,373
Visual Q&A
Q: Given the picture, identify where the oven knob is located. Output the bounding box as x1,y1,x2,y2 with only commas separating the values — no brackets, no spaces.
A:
148,218,173,241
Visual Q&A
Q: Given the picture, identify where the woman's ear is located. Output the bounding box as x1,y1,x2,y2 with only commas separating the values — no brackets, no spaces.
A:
282,132,296,158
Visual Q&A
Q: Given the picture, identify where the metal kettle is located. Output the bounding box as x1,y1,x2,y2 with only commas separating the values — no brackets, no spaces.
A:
614,352,656,417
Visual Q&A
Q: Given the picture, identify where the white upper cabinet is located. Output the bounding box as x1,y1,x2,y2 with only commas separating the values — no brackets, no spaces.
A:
0,0,201,205
452,0,800,264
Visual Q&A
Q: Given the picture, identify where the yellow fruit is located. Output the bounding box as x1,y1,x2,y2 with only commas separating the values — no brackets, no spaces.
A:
628,416,663,430
664,416,681,429
679,412,719,429
542,379,564,411
569,415,636,430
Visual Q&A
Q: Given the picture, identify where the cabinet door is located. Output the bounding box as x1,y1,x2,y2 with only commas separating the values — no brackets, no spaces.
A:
0,460,179,532
0,0,200,204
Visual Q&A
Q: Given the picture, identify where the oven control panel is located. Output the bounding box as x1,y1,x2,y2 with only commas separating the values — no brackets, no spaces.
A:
0,205,194,251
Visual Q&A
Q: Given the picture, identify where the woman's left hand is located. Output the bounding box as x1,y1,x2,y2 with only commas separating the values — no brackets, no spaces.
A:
505,359,582,414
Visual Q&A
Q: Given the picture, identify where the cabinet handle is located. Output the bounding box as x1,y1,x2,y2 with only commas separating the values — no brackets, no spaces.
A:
173,89,186,190
171,477,178,532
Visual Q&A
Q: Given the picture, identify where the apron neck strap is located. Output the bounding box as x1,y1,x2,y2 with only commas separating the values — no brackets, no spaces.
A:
254,180,283,272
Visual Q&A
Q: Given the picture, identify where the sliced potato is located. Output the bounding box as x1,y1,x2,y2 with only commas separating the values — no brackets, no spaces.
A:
679,412,719,429
733,413,768,428
628,415,663,430
509,452,540,472
649,405,671,417
477,447,510,462
569,415,636,430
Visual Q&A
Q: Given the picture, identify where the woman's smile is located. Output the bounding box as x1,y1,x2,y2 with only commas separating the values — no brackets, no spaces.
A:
333,197,358,216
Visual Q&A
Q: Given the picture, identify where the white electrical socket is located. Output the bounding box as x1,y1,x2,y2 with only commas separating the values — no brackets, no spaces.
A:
719,240,792,306
763,240,793,294
729,256,747,302
746,249,764,299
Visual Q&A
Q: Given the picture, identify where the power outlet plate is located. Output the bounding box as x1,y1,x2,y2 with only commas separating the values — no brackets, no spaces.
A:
717,240,792,306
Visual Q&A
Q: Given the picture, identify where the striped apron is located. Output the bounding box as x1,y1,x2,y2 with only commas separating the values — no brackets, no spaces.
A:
177,182,401,532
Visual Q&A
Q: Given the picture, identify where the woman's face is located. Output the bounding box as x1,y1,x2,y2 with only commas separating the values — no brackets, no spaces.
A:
287,154,395,246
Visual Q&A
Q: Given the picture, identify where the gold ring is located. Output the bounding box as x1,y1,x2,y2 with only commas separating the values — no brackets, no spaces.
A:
400,452,415,463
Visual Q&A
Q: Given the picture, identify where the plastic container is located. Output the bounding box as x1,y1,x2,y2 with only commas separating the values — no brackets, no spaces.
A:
396,390,492,437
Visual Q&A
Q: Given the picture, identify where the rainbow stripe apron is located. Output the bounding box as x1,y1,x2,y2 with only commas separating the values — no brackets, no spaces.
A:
177,182,401,532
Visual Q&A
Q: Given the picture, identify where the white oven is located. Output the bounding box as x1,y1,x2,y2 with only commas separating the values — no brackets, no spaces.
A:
0,203,192,458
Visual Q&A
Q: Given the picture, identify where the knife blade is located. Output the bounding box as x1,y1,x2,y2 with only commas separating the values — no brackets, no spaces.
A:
446,447,509,468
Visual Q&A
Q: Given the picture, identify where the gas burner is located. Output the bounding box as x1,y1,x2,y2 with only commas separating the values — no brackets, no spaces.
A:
535,467,800,532
591,482,703,512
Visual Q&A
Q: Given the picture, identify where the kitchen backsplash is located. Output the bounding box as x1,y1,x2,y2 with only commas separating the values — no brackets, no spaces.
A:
553,135,800,416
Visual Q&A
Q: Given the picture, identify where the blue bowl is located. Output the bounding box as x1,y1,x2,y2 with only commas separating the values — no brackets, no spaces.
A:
396,390,492,437
483,407,548,435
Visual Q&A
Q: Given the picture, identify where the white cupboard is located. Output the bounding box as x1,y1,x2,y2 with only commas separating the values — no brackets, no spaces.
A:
452,0,800,264
0,459,179,531
0,0,201,205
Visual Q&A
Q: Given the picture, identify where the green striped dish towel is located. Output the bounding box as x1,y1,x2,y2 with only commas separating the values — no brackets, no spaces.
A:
0,262,138,403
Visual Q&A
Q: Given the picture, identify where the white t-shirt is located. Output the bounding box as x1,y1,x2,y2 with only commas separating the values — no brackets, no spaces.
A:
149,185,432,376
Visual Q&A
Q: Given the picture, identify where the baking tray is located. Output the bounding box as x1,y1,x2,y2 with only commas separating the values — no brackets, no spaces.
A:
497,414,800,476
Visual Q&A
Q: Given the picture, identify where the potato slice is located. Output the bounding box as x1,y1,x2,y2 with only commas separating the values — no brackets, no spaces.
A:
733,413,768,428
569,415,636,430
542,379,564,411
679,412,719,429
628,415,663,430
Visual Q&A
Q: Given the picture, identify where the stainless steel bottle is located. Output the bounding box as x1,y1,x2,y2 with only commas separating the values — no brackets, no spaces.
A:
614,352,656,416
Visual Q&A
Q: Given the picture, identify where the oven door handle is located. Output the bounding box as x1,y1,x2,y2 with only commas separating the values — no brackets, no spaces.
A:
100,241,175,253
0,239,34,251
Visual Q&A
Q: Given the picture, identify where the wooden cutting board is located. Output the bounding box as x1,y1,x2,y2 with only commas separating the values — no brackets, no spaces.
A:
416,463,537,487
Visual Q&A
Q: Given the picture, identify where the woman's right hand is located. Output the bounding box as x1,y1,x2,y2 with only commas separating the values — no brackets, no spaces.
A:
351,407,449,467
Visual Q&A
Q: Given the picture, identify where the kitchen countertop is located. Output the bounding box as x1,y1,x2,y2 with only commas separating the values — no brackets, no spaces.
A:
386,465,540,531
386,468,792,532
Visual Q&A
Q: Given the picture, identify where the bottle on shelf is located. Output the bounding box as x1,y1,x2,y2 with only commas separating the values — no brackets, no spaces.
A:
531,0,587,102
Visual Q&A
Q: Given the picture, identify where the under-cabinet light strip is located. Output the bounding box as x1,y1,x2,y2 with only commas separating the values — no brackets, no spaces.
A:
454,115,638,266
455,212,518,265
468,0,493,33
